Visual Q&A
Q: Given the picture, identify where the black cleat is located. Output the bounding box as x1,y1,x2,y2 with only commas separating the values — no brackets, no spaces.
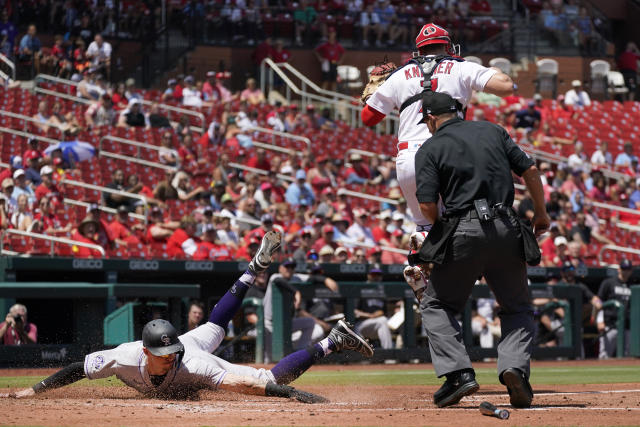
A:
433,369,480,408
328,320,374,357
502,368,533,408
248,231,281,274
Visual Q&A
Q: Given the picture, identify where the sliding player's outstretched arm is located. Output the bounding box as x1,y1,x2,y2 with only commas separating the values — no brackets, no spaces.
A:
1,361,87,398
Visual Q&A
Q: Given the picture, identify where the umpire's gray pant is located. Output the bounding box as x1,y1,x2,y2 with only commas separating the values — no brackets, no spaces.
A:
420,215,534,379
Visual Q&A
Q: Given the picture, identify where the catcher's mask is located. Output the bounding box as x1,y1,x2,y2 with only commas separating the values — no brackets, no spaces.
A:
415,23,460,56
142,319,185,357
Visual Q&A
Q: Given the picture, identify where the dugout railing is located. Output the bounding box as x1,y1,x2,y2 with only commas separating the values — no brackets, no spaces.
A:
270,282,586,363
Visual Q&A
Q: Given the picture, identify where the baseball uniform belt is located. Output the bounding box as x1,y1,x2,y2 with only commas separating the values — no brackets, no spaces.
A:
397,141,423,152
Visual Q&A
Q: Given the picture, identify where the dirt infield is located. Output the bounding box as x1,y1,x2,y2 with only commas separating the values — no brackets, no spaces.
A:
1,361,639,426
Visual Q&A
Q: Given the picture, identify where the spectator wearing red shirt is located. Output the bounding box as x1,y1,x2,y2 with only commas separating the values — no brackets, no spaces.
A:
251,37,273,78
172,74,184,102
86,203,117,250
371,210,392,246
551,95,574,122
108,205,142,247
245,214,275,244
313,224,338,252
71,216,104,258
271,39,291,63
146,207,178,242
33,195,71,234
381,229,407,264
539,224,561,267
166,215,199,259
246,148,271,171
235,235,261,261
192,224,233,261
617,41,640,101
344,153,371,184
469,0,492,16
35,165,62,206
23,138,45,167
314,28,344,91
0,304,37,345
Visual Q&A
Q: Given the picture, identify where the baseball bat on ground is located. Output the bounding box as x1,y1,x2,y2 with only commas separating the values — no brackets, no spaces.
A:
479,401,510,420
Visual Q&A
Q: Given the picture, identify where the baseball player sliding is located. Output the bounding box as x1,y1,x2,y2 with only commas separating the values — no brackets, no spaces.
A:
361,23,514,235
1,232,373,403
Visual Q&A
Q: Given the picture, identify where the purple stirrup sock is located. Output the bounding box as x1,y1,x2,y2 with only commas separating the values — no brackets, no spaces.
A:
271,344,326,384
208,271,254,328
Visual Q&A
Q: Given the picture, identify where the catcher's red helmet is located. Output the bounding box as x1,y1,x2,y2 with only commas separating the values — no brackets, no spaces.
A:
415,23,458,56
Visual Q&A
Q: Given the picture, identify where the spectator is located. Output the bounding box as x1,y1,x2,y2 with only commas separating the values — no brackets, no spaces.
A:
515,101,541,131
182,76,204,108
373,0,395,47
0,30,12,60
72,39,91,75
111,82,128,110
0,304,37,345
294,0,317,46
318,245,335,263
292,229,314,263
146,102,171,128
71,216,104,258
567,141,587,171
147,207,178,242
597,259,633,358
264,258,326,362
158,132,179,166
1,178,16,215
354,265,393,349
271,39,291,65
18,24,42,74
285,169,315,207
10,194,33,231
371,210,392,245
564,80,591,108
0,10,17,51
381,229,406,264
240,78,265,106
614,142,637,169
346,208,375,246
172,171,205,202
216,213,239,251
11,169,35,205
108,205,143,248
193,223,233,261
236,198,260,234
266,107,286,132
539,223,561,266
102,169,128,210
246,148,271,172
84,94,114,128
360,4,380,47
617,41,640,101
314,27,344,91
117,99,147,128
85,204,117,250
35,165,62,206
33,195,70,234
590,141,612,167
166,214,199,259
186,300,205,332
86,34,111,77
76,68,105,100
23,155,41,187
32,100,52,132
344,153,371,184
50,35,71,78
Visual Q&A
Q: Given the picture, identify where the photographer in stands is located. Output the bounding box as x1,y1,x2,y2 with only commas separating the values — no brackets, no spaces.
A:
0,304,37,345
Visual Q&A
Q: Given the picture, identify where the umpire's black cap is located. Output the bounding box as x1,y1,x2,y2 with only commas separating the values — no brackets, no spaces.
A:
142,319,185,356
419,91,459,123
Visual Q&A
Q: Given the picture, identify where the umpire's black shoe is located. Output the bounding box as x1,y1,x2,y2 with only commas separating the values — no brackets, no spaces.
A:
501,368,533,408
433,369,479,408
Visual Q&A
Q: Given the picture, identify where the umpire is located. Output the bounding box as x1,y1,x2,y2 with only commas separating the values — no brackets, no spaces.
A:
413,91,550,408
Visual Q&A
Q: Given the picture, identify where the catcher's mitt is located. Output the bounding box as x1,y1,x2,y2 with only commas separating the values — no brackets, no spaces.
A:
361,62,397,105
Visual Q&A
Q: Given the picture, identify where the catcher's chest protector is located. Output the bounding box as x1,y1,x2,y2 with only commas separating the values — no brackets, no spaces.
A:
398,55,464,114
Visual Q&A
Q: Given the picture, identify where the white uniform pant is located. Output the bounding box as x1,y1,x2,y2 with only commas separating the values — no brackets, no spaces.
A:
356,316,393,349
598,328,630,359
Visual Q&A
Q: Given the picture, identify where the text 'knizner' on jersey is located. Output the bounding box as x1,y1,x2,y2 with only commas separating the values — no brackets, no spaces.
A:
82,321,275,395
366,58,497,143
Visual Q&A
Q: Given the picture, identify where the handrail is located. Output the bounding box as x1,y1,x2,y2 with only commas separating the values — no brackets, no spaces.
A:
34,87,91,105
0,53,16,80
592,201,640,217
99,135,164,161
252,140,295,156
277,62,356,103
614,222,640,232
228,162,294,182
0,110,66,132
61,179,148,203
63,198,147,222
0,69,11,86
338,188,398,205
213,212,261,227
34,73,206,132
0,126,59,145
598,244,640,266
344,148,396,164
100,151,177,171
247,125,311,150
1,228,105,258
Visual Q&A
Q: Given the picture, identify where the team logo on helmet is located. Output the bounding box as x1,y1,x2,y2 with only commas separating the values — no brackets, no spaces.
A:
423,25,437,36
161,334,171,346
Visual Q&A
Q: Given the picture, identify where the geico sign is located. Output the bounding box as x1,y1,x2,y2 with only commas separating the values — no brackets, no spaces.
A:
387,265,404,275
129,260,159,271
72,259,103,269
340,264,367,274
185,261,214,271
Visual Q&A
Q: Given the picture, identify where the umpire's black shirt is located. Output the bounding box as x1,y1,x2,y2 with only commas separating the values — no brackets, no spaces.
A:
415,117,534,216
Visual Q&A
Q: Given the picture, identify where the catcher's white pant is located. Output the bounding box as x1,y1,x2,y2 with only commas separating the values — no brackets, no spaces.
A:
396,142,431,231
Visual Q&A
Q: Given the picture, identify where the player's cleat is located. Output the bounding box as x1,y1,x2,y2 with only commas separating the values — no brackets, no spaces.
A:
248,231,282,275
502,368,533,408
433,368,480,408
328,320,374,358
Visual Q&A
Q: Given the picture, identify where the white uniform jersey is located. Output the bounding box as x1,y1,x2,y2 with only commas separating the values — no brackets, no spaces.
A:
84,322,274,395
367,57,497,142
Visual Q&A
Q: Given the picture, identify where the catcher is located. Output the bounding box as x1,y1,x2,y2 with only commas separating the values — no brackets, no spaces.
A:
1,232,373,403
360,23,513,237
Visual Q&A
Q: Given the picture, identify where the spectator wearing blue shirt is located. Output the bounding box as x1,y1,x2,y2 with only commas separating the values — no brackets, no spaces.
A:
628,180,640,209
373,0,395,47
0,10,17,48
614,142,637,168
515,101,541,131
285,169,315,207
24,157,41,187
18,25,42,74
11,170,36,206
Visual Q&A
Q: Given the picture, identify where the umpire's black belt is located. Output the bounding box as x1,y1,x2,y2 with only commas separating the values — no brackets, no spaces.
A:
446,204,515,220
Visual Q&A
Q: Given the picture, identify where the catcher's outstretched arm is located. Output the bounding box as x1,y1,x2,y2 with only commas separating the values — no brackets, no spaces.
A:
361,104,385,126
484,70,514,97
0,361,86,398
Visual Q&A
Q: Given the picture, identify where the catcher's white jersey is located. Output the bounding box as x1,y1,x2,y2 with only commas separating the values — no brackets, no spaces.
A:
366,58,497,142
84,322,274,395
